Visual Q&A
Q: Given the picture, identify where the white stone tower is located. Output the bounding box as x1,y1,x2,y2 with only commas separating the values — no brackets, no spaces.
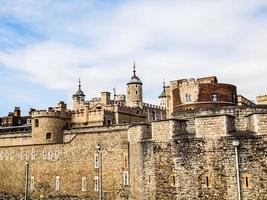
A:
127,62,143,107
72,78,85,111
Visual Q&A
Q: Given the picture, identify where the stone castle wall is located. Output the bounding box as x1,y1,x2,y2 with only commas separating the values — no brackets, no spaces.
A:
0,107,266,199
0,126,130,200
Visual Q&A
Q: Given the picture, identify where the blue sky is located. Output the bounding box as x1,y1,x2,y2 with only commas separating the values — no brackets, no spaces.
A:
0,0,267,116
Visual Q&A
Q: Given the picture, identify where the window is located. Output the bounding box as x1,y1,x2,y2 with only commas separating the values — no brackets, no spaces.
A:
107,120,111,126
123,171,129,185
42,149,46,160
48,149,53,160
46,132,52,140
124,154,128,168
34,119,39,127
212,94,218,102
31,148,35,160
94,176,99,191
148,175,151,183
30,176,35,190
241,173,251,189
55,176,60,191
81,177,87,192
205,176,209,187
95,154,100,168
170,174,176,187
186,94,192,103
136,91,138,94
27,119,32,124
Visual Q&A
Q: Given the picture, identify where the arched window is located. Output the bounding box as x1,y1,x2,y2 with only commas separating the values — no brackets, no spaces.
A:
212,94,218,102
34,119,39,127
46,132,52,140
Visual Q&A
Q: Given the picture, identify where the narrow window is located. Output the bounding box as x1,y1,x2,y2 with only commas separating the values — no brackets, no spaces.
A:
95,154,100,168
212,94,218,102
94,176,99,191
188,94,192,102
241,174,251,189
55,176,60,191
186,94,192,102
136,91,138,94
31,148,35,160
81,177,87,192
245,177,249,188
206,176,209,187
123,171,129,185
55,148,60,160
34,119,39,127
148,175,151,183
171,175,176,186
48,149,52,160
42,149,46,160
124,154,128,168
30,176,35,190
46,132,52,140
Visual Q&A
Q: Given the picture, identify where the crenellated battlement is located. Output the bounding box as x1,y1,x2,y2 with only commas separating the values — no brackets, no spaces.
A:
31,110,70,118
143,103,165,110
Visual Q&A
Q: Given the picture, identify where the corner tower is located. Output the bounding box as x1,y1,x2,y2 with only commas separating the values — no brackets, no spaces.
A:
127,62,143,107
72,78,85,111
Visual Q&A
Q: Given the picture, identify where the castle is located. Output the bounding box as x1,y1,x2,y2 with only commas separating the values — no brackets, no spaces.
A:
0,65,266,200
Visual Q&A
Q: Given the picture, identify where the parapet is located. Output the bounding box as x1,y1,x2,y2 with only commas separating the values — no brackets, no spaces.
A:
128,119,187,144
195,114,235,137
151,119,187,142
246,113,267,135
31,109,71,119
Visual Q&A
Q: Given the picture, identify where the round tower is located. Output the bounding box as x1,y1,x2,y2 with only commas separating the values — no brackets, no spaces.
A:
31,102,71,144
72,78,85,111
127,62,143,107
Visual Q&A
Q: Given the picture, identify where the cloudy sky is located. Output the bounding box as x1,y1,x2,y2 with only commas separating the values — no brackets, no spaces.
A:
0,0,267,116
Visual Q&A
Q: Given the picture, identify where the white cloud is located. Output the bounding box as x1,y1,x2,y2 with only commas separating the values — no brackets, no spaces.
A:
0,0,267,105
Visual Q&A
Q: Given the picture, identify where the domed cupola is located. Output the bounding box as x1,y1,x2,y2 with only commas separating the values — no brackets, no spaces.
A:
72,78,85,111
73,78,85,97
127,62,142,85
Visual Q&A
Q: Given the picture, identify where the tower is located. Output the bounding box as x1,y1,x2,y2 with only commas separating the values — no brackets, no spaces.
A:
127,62,143,107
31,102,71,144
72,78,85,111
159,81,167,108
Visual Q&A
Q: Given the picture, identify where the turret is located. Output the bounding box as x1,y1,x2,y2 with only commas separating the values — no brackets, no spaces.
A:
72,78,85,111
31,102,71,144
127,62,143,107
159,81,167,108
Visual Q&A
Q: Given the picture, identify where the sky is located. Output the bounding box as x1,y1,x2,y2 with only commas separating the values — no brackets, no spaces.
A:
0,0,267,116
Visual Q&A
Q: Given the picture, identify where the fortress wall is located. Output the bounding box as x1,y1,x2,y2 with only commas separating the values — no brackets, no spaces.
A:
151,119,187,142
246,113,267,135
0,127,130,200
0,133,32,146
139,131,267,200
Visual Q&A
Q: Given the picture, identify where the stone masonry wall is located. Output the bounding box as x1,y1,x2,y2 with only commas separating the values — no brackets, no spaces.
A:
0,127,130,200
